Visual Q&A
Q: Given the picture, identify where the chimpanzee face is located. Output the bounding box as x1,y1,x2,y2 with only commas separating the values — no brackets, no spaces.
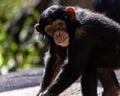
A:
44,19,69,47
34,5,75,47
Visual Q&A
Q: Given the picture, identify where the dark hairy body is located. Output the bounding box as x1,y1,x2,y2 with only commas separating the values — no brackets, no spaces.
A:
35,5,120,96
92,0,120,95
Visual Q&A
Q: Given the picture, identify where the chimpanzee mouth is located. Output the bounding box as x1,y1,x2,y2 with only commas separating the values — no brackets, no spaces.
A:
58,38,69,47
57,36,69,43
53,30,69,47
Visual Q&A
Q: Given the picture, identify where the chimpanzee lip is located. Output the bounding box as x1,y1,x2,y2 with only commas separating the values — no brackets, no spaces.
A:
57,37,69,47
56,36,69,44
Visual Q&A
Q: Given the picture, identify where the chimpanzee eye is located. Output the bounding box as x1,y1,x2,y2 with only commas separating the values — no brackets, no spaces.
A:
45,25,54,36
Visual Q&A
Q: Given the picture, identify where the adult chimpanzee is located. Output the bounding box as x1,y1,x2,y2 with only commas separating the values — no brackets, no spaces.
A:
34,5,120,96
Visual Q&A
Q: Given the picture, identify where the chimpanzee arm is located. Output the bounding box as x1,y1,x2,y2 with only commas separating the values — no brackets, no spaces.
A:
40,36,93,96
39,42,67,93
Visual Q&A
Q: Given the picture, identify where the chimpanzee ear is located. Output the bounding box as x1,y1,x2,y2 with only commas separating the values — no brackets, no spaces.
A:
66,7,75,20
34,23,40,32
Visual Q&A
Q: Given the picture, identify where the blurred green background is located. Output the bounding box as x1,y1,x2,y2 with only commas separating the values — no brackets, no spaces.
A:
0,0,45,75
0,0,93,75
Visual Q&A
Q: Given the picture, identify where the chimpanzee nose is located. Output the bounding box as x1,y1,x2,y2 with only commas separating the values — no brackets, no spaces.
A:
55,31,61,37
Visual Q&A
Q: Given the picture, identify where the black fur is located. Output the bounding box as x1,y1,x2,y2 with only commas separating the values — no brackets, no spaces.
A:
37,5,120,96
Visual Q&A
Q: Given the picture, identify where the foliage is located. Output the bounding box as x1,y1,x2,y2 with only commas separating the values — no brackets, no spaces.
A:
0,0,45,74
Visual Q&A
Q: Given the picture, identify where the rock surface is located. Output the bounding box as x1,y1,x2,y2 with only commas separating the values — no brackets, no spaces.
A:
0,68,119,96
0,83,103,96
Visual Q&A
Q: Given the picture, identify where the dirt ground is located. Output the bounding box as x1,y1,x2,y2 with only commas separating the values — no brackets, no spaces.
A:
0,82,103,96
